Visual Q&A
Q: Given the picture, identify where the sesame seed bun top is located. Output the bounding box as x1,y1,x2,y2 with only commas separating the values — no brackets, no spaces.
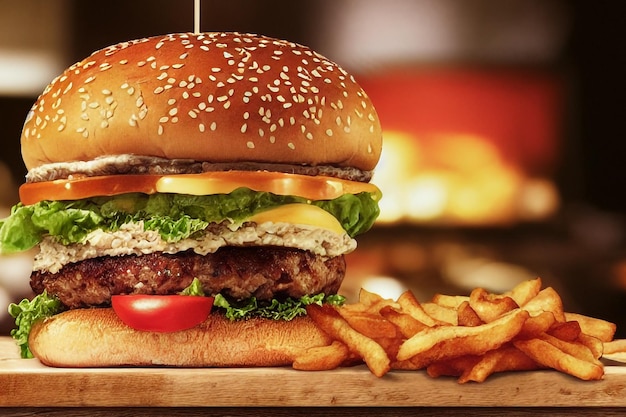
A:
20,32,382,172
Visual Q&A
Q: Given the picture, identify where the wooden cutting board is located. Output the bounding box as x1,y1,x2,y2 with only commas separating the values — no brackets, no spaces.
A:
1,336,626,408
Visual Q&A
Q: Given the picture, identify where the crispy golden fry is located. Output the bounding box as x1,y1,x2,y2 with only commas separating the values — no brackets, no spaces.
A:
547,320,582,342
337,307,404,360
505,278,542,307
603,338,626,354
431,294,469,309
396,309,529,363
306,304,391,377
458,345,540,383
577,333,603,360
538,333,602,367
299,278,617,382
397,290,445,327
422,302,458,325
456,301,484,327
521,287,565,321
426,356,480,378
514,337,604,381
337,310,398,339
518,311,556,339
565,312,616,342
379,306,429,339
293,341,350,371
469,288,519,323
341,288,398,314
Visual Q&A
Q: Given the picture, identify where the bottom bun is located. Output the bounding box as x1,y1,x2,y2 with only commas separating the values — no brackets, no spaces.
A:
29,309,333,367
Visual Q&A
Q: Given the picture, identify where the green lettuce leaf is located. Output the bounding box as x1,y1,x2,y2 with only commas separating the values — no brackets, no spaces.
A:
8,291,64,358
214,293,346,321
0,188,380,254
179,278,206,296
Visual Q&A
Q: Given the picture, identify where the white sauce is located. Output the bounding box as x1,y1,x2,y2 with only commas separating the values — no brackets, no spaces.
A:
34,221,357,274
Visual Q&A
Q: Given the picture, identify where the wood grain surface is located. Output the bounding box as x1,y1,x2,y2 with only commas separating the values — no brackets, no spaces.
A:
2,336,626,410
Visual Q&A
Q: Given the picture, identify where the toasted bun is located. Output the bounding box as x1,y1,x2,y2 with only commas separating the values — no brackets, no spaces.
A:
21,32,382,172
29,309,332,367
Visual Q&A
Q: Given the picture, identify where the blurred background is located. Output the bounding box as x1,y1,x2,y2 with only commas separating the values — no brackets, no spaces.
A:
1,0,625,335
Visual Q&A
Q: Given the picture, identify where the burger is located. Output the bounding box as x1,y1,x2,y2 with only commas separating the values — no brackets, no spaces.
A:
0,32,382,367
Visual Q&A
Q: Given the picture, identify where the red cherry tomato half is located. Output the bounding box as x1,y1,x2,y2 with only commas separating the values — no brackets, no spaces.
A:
111,295,214,333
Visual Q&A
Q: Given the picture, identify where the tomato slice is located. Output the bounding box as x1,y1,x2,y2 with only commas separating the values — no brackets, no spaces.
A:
111,294,214,333
19,171,381,206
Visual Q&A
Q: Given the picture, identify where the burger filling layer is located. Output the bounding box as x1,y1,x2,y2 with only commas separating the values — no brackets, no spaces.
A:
35,220,356,274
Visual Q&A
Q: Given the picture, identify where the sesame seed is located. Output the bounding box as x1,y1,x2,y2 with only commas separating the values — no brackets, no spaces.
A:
159,117,169,123
326,129,333,137
288,142,295,149
241,123,248,133
247,141,255,149
199,123,206,132
210,121,217,131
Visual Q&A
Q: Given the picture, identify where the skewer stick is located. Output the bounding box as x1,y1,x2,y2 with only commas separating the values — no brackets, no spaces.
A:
194,0,201,34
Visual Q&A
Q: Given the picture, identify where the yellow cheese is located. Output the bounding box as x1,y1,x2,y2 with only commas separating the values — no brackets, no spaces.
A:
155,171,381,201
248,204,346,235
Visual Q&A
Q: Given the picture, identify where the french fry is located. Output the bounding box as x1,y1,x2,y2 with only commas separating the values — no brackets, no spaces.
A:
396,309,529,363
379,306,429,338
456,301,484,327
397,290,444,327
514,337,604,381
422,302,458,325
458,345,540,383
603,338,626,354
426,356,480,379
337,310,398,339
293,341,350,371
505,277,542,307
565,312,616,342
517,311,556,339
296,278,618,382
577,333,603,360
547,320,582,342
469,288,518,323
431,293,469,309
306,304,391,377
521,287,566,321
539,333,602,367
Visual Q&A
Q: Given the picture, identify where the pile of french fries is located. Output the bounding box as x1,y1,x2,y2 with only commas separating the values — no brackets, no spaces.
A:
296,278,624,382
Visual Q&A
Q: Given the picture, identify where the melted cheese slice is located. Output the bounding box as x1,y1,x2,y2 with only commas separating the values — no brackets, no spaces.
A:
247,203,345,235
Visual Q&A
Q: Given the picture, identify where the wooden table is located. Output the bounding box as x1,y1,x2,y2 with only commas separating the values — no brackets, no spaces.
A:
2,336,626,416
